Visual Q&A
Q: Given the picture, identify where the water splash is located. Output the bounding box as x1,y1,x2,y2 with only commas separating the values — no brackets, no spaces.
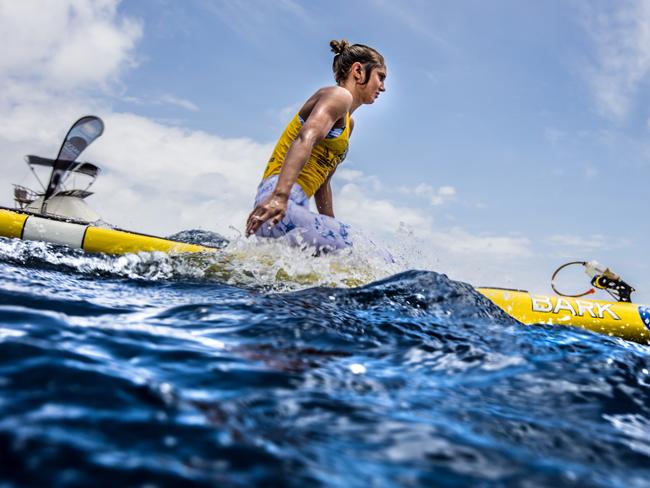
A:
0,233,404,291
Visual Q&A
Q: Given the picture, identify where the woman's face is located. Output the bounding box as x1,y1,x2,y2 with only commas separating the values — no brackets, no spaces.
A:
361,65,387,104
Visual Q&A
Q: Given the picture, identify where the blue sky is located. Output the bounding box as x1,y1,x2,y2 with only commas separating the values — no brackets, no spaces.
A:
1,0,649,300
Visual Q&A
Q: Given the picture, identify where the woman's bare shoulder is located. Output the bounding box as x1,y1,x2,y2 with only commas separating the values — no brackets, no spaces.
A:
300,86,352,120
317,86,353,107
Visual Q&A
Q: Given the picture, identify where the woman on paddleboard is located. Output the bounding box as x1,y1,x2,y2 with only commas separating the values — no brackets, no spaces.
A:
245,39,387,253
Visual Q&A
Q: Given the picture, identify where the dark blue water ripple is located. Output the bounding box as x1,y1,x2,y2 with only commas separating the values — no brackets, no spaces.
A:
1,243,650,487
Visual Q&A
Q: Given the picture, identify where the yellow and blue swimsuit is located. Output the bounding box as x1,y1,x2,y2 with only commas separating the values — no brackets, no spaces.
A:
254,112,354,250
263,112,350,197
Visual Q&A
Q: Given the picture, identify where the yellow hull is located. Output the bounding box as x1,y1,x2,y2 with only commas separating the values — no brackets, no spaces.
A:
0,207,212,255
478,287,650,344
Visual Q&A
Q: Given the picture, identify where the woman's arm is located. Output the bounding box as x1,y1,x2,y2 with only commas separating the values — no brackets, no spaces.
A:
314,169,335,217
246,89,352,236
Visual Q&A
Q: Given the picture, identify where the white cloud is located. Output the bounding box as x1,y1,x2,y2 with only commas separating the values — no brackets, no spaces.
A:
336,168,364,182
548,234,628,250
336,168,382,191
88,112,271,235
120,94,199,112
0,0,142,90
431,228,532,258
337,182,434,237
330,173,531,263
271,104,300,123
156,95,199,112
582,0,650,120
431,186,456,205
411,182,434,196
398,182,457,205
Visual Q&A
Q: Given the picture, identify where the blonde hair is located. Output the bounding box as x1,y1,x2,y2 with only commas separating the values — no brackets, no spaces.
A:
330,39,385,85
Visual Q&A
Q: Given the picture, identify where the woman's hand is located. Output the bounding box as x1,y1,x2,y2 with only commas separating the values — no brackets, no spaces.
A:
245,193,289,237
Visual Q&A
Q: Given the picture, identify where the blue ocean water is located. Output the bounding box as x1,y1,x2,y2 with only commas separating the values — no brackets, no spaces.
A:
1,235,650,487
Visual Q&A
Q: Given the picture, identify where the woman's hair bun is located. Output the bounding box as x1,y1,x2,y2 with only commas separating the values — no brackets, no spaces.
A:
330,39,349,55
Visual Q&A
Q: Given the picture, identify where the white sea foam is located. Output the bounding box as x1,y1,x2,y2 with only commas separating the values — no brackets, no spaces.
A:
0,234,407,291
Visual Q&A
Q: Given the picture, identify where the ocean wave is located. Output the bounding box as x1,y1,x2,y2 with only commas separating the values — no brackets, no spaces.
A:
2,236,650,486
